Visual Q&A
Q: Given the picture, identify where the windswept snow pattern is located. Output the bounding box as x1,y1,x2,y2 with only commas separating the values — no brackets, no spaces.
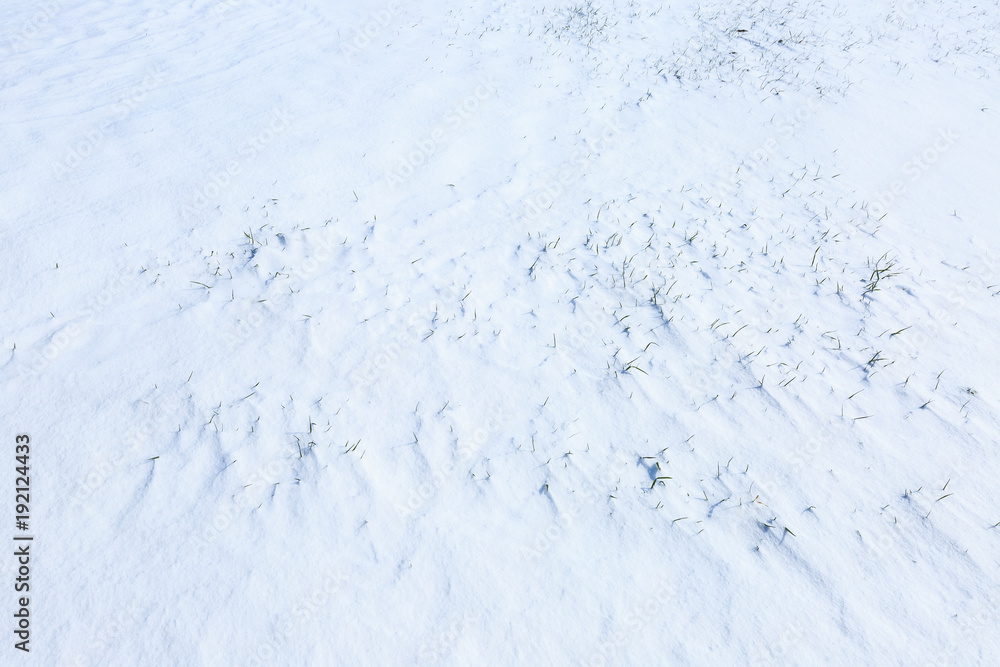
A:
2,0,1000,664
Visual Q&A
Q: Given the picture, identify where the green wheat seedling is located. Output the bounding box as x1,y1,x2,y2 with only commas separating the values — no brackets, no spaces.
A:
863,253,900,295
650,476,672,489
623,356,647,375
866,350,886,367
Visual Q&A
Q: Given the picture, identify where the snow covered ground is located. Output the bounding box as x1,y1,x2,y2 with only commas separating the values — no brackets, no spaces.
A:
2,0,999,663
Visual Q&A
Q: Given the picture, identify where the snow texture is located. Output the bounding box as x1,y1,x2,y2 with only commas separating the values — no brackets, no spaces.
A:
2,0,999,664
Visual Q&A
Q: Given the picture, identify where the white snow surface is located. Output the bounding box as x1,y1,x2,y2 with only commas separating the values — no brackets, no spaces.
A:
2,0,1000,664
